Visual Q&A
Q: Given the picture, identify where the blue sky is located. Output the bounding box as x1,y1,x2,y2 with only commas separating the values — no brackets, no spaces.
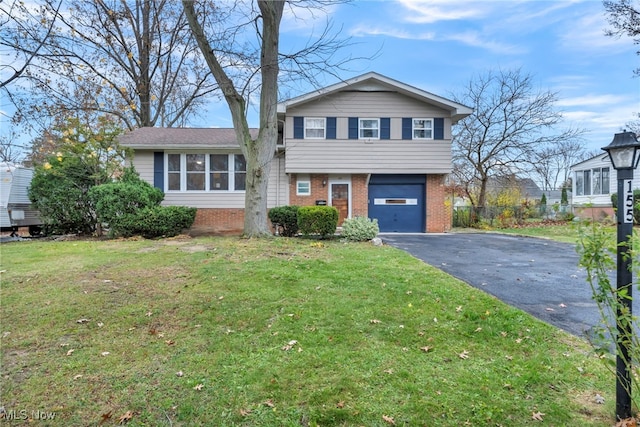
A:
267,0,638,154
2,0,639,157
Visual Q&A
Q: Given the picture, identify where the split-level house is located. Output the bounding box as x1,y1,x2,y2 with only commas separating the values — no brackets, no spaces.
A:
119,72,472,234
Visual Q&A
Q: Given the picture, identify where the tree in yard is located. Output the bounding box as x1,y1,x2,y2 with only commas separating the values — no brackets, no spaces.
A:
28,116,126,235
603,0,640,75
0,0,218,139
529,139,587,192
182,0,355,236
451,68,584,211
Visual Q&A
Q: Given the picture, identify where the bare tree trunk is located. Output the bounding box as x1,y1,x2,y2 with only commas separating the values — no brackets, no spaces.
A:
183,0,284,237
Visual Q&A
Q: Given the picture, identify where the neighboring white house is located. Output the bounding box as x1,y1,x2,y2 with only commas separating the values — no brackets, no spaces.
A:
570,153,639,220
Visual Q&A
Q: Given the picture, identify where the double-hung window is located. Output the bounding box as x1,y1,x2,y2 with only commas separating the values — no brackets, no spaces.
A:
359,118,379,139
304,118,325,139
166,153,246,192
413,119,433,139
296,174,311,195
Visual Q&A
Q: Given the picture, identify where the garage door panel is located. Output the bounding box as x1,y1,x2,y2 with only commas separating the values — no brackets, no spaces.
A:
369,182,425,232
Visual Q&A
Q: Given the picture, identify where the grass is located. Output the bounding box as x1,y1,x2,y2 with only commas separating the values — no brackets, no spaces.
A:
484,221,616,244
1,236,615,426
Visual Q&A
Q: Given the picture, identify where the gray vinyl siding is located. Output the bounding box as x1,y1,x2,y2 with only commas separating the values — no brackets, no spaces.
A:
285,91,453,173
285,140,451,174
128,150,288,208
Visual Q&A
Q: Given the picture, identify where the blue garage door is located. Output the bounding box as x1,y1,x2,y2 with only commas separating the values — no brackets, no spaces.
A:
368,175,426,232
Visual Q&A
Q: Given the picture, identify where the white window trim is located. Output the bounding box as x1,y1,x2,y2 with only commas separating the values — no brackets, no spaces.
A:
328,176,352,220
574,167,610,196
359,118,380,140
165,153,245,193
296,174,311,196
304,117,326,139
413,118,433,140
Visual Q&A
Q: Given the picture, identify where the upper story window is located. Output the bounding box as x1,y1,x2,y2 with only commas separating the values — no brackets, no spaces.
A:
304,118,325,139
359,118,379,139
166,153,246,192
413,119,433,139
575,167,610,196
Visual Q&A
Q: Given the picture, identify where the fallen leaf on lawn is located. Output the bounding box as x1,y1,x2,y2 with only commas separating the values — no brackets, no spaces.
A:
382,414,396,425
405,290,412,295
176,371,183,377
97,322,104,328
148,328,157,335
433,317,438,323
532,411,545,421
474,327,482,333
118,410,134,424
98,411,112,425
458,350,469,359
218,296,224,300
456,306,462,312
60,343,68,347
505,355,513,361
73,374,83,380
165,339,175,346
370,319,381,324
515,338,523,344
384,368,394,374
420,346,433,353
76,318,90,324
239,408,252,416
263,399,275,408
66,349,75,356
500,331,507,337
193,384,204,391
336,401,345,408
145,311,153,317
281,340,298,351
101,352,110,356
616,418,637,427
595,394,605,404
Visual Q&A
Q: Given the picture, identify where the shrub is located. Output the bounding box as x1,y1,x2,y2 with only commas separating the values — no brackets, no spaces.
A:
341,216,379,241
268,205,300,237
611,189,640,224
297,206,338,238
29,155,100,235
116,206,196,238
89,168,164,236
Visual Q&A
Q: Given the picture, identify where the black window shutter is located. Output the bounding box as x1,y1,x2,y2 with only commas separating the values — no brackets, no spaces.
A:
326,117,337,139
402,118,412,140
294,117,304,139
380,118,390,139
153,152,164,190
434,118,444,140
348,117,358,139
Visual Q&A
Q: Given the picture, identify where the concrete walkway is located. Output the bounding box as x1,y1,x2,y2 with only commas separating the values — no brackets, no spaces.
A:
381,232,631,338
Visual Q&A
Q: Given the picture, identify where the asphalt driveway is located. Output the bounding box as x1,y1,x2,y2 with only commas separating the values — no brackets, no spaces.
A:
382,232,625,338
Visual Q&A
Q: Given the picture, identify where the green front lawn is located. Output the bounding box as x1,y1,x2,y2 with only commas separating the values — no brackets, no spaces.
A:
1,236,614,425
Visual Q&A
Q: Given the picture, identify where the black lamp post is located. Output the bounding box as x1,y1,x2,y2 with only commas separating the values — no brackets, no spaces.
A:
602,130,640,420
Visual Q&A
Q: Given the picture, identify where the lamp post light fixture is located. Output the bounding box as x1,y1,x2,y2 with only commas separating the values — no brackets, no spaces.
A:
602,130,640,420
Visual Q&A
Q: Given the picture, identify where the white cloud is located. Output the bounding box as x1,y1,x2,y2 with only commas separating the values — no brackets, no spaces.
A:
396,0,490,24
444,31,525,55
557,94,629,108
349,25,435,40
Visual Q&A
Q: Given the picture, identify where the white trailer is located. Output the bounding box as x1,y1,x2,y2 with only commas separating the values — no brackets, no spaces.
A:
0,163,42,235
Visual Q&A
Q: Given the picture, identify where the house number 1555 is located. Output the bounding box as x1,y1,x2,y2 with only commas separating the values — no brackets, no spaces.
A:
624,179,634,224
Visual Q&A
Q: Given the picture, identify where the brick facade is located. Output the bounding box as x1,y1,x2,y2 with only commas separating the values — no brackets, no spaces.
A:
190,208,245,235
188,173,452,235
426,174,452,233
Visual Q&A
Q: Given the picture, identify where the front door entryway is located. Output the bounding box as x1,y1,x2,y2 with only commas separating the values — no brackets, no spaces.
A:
330,182,349,225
